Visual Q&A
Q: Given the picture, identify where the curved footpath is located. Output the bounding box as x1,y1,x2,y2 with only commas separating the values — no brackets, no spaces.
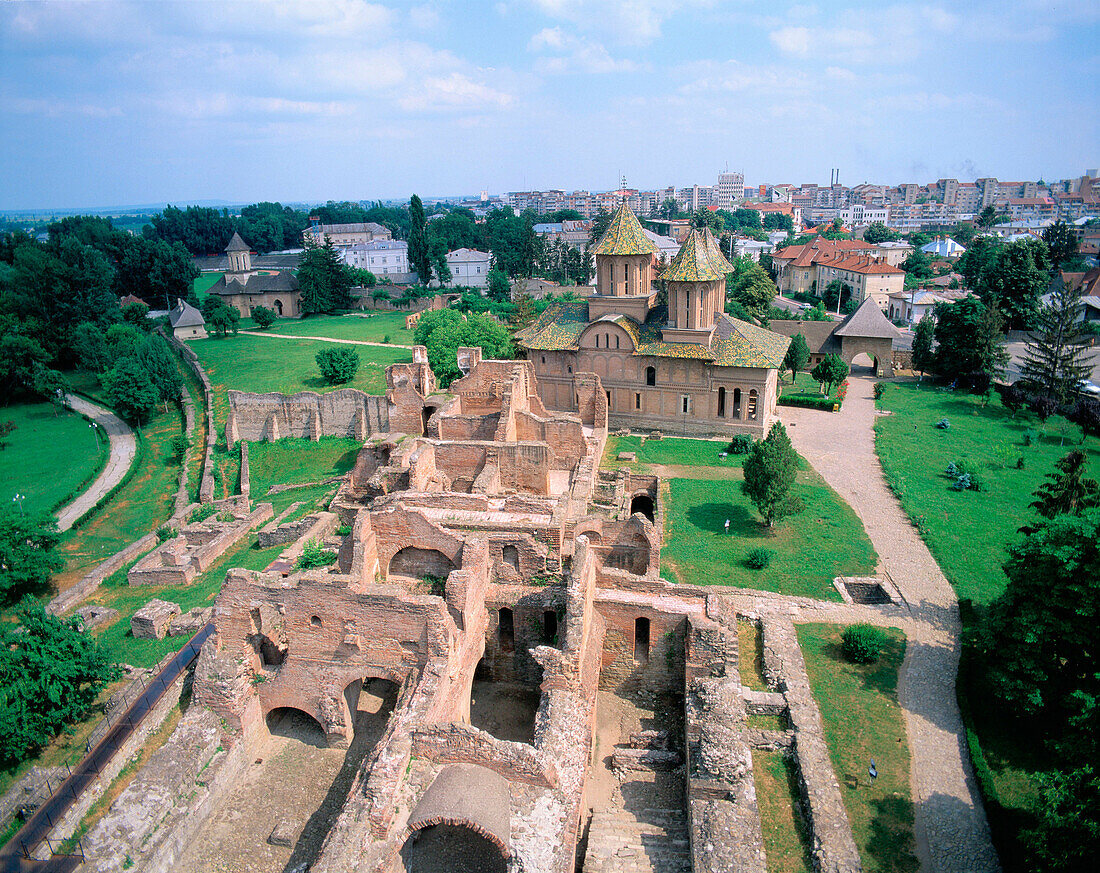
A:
778,375,1000,873
55,396,136,532
239,330,412,349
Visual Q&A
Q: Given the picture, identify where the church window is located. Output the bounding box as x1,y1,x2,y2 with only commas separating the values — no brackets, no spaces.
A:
645,367,656,386
681,395,690,414
635,393,641,410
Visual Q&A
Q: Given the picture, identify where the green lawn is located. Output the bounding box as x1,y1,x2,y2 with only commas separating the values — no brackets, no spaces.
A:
797,623,917,873
660,464,875,599
778,371,839,403
754,750,814,873
191,333,411,399
248,437,361,501
874,382,1099,605
0,402,107,519
53,401,185,593
603,434,744,470
193,271,223,301
256,311,416,345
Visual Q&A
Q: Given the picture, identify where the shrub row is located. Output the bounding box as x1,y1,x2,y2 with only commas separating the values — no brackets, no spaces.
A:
69,429,147,531
778,394,837,412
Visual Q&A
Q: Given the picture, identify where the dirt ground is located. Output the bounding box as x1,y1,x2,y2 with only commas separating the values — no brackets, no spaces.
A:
587,690,685,815
174,680,396,873
469,680,541,744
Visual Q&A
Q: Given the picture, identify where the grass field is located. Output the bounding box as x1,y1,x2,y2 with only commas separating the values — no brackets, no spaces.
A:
0,402,107,519
192,333,411,400
797,623,917,873
52,402,185,593
603,434,744,470
248,437,361,502
874,382,1099,605
779,371,839,402
660,468,875,599
755,750,815,873
255,311,416,344
193,271,223,301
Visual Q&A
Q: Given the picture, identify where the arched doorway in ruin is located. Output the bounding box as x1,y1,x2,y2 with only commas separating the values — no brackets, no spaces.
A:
400,823,508,873
388,547,455,580
421,405,437,435
629,493,655,522
265,707,327,748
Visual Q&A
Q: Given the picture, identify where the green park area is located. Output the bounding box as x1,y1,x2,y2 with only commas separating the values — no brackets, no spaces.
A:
604,434,876,600
0,402,108,520
192,271,223,301
248,436,361,514
874,382,1100,605
254,311,416,345
798,624,917,873
778,371,841,405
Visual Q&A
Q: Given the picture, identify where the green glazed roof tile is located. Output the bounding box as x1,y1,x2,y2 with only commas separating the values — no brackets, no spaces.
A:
591,203,659,256
658,228,735,282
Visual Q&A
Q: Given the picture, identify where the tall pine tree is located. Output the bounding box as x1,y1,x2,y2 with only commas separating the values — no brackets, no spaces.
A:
408,194,431,286
1020,276,1091,404
297,235,353,314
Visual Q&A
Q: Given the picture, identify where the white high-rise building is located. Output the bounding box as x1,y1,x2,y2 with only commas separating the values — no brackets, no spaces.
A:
716,171,745,208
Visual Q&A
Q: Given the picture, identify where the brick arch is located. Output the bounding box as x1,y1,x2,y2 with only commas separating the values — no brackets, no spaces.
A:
402,764,512,862
837,336,894,377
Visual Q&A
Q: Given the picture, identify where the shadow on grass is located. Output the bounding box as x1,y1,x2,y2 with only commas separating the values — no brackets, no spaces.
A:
867,794,919,872
819,638,905,698
685,503,769,539
333,448,359,475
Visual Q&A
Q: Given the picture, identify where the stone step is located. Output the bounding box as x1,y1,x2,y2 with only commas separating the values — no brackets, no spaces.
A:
583,807,692,873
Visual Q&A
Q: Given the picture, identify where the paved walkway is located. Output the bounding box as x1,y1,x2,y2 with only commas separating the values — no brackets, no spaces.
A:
55,396,137,532
239,330,413,349
777,374,1000,873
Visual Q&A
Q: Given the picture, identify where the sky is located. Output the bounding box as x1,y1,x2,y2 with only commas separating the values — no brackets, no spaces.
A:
1,0,1097,210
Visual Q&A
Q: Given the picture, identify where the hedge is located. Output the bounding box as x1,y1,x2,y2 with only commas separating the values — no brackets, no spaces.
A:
777,395,838,412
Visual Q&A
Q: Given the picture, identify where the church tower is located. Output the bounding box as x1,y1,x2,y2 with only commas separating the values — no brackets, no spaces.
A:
225,231,252,277
588,202,659,322
659,226,734,343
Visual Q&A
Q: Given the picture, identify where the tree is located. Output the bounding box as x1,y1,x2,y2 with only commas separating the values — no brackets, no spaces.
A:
997,382,1028,418
977,205,1002,228
487,268,511,303
0,508,62,606
0,596,120,767
353,268,377,288
296,235,354,313
408,194,432,286
70,321,111,372
206,300,240,337
863,222,900,244
588,207,613,246
1022,765,1100,873
1020,274,1091,403
1069,398,1100,441
136,334,182,406
980,238,1051,330
982,508,1100,744
933,297,1008,390
821,279,851,313
730,264,777,321
957,234,1003,291
251,305,277,329
811,354,849,394
741,421,801,527
911,314,936,378
414,309,514,387
801,301,830,321
429,238,452,287
315,346,361,384
762,212,794,232
902,248,934,288
782,333,810,380
1043,220,1080,271
1029,451,1100,521
31,363,68,410
102,356,160,424
656,198,682,220
512,293,536,329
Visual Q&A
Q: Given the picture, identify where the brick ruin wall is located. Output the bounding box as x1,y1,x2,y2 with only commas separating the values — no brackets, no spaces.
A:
225,388,390,449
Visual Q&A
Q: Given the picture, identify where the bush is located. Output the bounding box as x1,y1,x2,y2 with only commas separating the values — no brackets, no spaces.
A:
841,624,888,663
155,525,174,543
777,394,836,411
382,334,391,344
170,434,189,463
935,418,950,429
745,547,772,569
298,538,338,569
873,382,885,400
188,503,216,523
336,524,352,536
726,433,754,454
315,346,360,384
251,305,277,329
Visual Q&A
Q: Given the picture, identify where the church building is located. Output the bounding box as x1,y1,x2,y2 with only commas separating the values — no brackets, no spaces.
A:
206,232,303,319
516,203,791,436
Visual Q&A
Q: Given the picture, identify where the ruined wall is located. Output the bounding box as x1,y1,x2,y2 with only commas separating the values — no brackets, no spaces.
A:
225,389,389,449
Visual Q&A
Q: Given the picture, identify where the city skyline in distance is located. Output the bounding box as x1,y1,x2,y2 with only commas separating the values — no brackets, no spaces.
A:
1,0,1097,211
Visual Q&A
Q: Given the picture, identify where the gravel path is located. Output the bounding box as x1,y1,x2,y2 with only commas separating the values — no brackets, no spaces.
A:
55,395,137,532
239,330,413,349
777,375,1001,873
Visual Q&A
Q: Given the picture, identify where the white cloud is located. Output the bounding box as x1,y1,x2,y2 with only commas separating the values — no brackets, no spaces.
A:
528,26,637,73
409,4,441,29
526,0,709,46
768,5,957,64
400,73,514,112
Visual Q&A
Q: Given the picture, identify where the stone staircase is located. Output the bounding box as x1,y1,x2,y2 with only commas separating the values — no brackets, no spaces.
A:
582,807,692,872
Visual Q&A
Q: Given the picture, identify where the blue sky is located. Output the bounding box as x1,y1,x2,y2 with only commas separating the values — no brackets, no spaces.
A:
1,0,1097,209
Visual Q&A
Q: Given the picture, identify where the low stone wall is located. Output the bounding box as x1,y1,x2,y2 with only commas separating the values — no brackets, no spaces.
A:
239,441,250,501
167,335,217,504
225,389,389,449
47,502,200,617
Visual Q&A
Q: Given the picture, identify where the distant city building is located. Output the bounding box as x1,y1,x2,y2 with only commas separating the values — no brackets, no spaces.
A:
715,171,745,208
444,248,491,288
343,239,410,277
921,237,967,259
303,220,392,252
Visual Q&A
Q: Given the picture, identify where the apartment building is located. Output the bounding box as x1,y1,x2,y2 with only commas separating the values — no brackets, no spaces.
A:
715,172,745,208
